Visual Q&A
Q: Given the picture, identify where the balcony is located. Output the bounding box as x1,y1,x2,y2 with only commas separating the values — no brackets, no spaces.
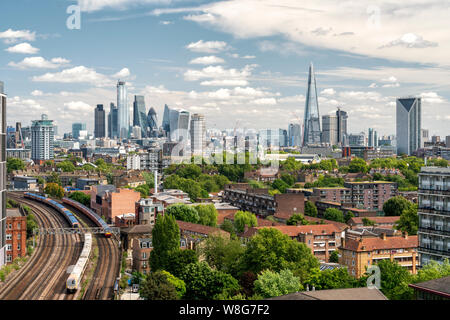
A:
418,227,450,237
418,246,450,257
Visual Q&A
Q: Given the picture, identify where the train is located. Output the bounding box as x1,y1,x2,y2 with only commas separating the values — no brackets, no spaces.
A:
24,192,80,228
66,233,92,293
62,197,112,238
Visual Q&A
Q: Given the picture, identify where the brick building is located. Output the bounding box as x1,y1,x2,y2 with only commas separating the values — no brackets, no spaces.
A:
242,224,342,263
339,232,419,278
343,181,398,211
347,216,401,229
5,209,27,264
135,198,164,226
90,185,141,224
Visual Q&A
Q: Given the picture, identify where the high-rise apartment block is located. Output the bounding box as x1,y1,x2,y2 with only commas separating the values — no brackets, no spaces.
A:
190,113,206,156
322,114,338,146
0,81,6,267
396,97,421,155
418,167,450,266
31,114,54,164
94,104,106,138
117,81,129,140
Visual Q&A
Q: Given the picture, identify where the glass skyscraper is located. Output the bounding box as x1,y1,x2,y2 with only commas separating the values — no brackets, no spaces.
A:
162,104,171,134
169,108,190,143
133,95,148,138
108,102,118,139
396,97,421,155
303,63,321,145
147,107,158,137
117,81,129,140
72,122,86,140
288,123,302,147
94,104,106,138
336,107,348,146
190,113,206,156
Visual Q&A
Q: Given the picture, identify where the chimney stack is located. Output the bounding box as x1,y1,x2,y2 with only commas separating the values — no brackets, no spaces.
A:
380,232,386,240
402,231,408,239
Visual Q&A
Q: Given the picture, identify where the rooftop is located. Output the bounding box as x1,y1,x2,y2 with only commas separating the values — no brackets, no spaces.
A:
408,275,450,298
342,235,418,252
267,287,387,300
6,208,22,218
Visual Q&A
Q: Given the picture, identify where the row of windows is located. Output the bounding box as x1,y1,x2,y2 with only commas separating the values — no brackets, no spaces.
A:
6,233,21,240
6,244,21,251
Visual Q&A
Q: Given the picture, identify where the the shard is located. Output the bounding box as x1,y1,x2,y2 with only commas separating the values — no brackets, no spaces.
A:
302,63,321,145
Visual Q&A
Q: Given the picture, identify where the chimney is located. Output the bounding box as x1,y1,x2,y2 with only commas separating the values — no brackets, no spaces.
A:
402,231,408,239
380,232,386,240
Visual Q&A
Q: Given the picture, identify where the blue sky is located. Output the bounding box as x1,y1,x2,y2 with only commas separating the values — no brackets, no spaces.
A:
1,0,449,137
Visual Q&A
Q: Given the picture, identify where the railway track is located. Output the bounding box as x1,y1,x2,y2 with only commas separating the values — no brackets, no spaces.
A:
0,193,82,300
63,202,120,300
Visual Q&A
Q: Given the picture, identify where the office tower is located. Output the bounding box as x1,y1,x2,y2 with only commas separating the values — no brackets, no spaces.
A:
322,114,338,146
31,114,54,164
133,95,148,138
190,113,206,156
279,129,288,147
374,130,378,147
117,81,129,140
288,123,301,147
431,136,441,144
303,62,321,145
169,108,189,143
0,81,6,267
108,103,118,139
94,104,106,138
336,107,348,146
72,122,86,140
162,104,170,134
421,129,429,148
396,97,421,155
132,126,142,139
147,107,158,137
418,167,450,266
348,132,366,146
368,128,374,147
446,136,450,148
53,125,58,137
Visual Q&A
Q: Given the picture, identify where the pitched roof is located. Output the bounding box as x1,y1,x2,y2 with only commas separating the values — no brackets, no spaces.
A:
349,216,401,225
342,235,418,252
242,224,340,238
408,276,450,298
303,216,348,231
267,287,387,300
176,220,229,237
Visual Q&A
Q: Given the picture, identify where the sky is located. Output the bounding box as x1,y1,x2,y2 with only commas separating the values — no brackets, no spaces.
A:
1,0,449,137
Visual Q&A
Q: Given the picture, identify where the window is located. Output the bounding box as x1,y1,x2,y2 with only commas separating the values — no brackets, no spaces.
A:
6,233,11,240
142,252,147,259
6,255,12,263
17,244,20,251
17,233,21,240
6,244,12,251
352,260,355,266
17,223,21,229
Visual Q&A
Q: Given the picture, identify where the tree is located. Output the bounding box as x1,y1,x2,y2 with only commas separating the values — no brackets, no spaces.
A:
26,213,38,238
280,174,295,187
220,219,235,234
141,171,155,188
165,204,200,224
253,269,302,298
139,271,179,300
195,204,218,227
149,214,180,271
68,191,91,207
395,205,418,235
234,211,258,233
344,211,355,223
44,182,64,199
135,184,151,197
272,179,289,193
304,267,360,290
201,234,245,278
179,262,240,300
376,259,413,300
287,213,309,226
160,270,186,299
164,249,198,278
242,228,319,282
324,208,345,223
57,160,76,172
304,201,318,217
383,196,413,216
413,259,450,284
6,158,25,173
239,271,257,297
362,217,376,226
329,250,339,263
46,172,61,185
349,158,368,173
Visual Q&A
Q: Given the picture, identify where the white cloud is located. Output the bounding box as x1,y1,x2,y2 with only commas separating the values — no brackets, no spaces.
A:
32,66,112,86
8,57,70,69
420,92,446,104
320,88,336,96
159,20,173,25
113,67,131,78
31,90,43,96
189,56,225,65
184,65,254,83
381,33,438,49
5,42,39,54
77,0,172,12
252,98,277,105
186,40,228,53
64,101,93,112
200,79,249,86
0,29,36,43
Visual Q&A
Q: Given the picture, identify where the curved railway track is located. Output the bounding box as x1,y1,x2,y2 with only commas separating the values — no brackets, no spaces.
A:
62,202,120,300
0,193,82,300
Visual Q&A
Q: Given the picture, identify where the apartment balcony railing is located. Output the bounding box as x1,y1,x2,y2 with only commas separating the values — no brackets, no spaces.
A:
418,246,450,257
418,207,450,216
418,227,450,237
418,188,450,196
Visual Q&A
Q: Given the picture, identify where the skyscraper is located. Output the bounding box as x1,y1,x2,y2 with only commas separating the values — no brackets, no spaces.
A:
396,97,421,155
72,122,86,140
117,81,129,140
190,113,206,156
336,107,348,146
147,107,158,137
169,108,190,143
162,104,171,134
322,114,338,146
368,128,374,147
31,114,54,164
288,123,301,147
133,95,148,138
108,102,118,139
0,81,6,267
94,104,106,138
303,63,321,145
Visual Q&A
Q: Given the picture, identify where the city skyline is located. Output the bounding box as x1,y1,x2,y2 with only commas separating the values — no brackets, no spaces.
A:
1,1,449,137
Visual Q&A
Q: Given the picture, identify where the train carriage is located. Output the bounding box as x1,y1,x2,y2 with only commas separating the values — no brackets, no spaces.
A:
66,233,92,292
